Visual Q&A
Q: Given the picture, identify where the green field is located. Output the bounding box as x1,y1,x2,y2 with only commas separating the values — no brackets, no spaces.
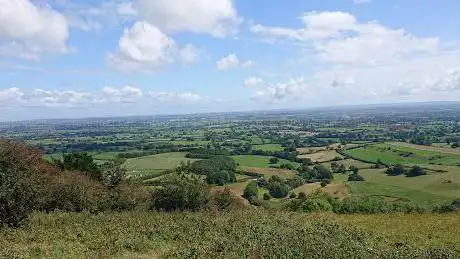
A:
124,152,199,178
345,143,460,166
231,155,299,168
252,144,285,152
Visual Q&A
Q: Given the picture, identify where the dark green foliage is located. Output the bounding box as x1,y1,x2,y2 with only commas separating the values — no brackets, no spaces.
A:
150,173,211,212
385,164,407,176
349,166,359,174
315,164,334,180
263,192,272,200
269,157,279,164
320,180,328,188
102,162,126,189
206,170,236,185
289,192,297,199
297,164,333,182
279,163,295,170
285,176,304,189
243,181,259,200
185,149,231,159
53,153,102,181
0,164,37,227
298,192,307,201
406,166,426,177
267,181,290,198
348,173,365,181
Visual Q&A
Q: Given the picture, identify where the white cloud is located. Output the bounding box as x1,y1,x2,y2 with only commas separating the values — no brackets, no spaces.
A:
431,68,460,92
0,0,70,59
0,87,23,102
133,0,240,37
244,77,263,87
101,86,143,102
251,11,439,66
179,44,200,64
149,91,202,102
217,53,254,70
108,21,176,72
250,11,357,41
252,77,309,102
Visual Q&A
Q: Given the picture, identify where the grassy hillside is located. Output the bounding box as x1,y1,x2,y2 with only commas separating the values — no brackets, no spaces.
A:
1,211,459,258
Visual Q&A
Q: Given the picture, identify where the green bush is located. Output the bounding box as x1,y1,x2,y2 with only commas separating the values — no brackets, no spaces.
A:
206,170,236,185
150,173,211,212
212,187,239,210
406,166,426,177
348,173,365,181
53,153,102,181
267,182,290,198
243,181,259,200
0,164,37,227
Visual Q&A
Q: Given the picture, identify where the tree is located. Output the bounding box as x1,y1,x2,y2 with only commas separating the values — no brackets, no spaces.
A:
150,173,211,212
320,180,328,188
0,164,37,227
406,166,426,177
385,165,407,176
350,166,359,175
243,181,259,200
268,182,290,198
53,153,102,181
102,162,126,189
314,165,334,180
298,192,307,201
348,174,365,181
269,157,279,164
206,170,235,185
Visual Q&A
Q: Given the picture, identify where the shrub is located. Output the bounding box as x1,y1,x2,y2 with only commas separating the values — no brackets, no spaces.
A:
243,181,259,200
406,166,426,177
348,174,365,182
102,162,127,189
289,192,297,199
206,170,235,185
0,164,37,227
320,180,328,188
150,173,211,212
386,165,407,176
350,166,359,174
212,187,238,210
269,157,279,164
263,193,272,200
53,153,102,181
267,182,290,198
298,192,307,201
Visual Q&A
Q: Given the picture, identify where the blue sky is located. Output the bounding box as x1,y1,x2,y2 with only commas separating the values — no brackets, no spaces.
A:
1,0,460,121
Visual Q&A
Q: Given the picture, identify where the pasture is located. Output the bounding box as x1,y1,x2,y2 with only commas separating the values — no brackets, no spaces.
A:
124,152,199,178
345,143,460,166
252,144,285,152
239,166,296,179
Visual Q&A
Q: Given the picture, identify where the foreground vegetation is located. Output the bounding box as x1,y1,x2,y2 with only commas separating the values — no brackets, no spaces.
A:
1,210,459,258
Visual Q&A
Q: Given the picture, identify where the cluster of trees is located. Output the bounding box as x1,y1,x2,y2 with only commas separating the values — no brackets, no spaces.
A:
297,164,334,182
182,156,237,185
385,165,426,177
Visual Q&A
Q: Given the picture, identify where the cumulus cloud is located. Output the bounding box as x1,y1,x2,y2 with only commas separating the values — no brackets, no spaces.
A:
101,86,143,102
149,91,202,102
252,77,309,102
0,0,71,59
251,11,439,66
0,87,24,103
133,0,240,37
29,89,94,106
217,53,254,70
108,21,176,72
244,77,263,87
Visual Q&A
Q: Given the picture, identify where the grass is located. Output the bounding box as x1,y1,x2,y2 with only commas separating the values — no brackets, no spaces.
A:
239,166,296,179
124,152,199,178
231,155,299,168
2,211,458,258
252,144,285,152
321,159,372,170
347,181,452,206
293,183,350,199
345,143,460,166
298,150,343,163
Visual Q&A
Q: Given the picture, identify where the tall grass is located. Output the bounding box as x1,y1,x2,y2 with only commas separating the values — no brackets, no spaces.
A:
0,210,458,258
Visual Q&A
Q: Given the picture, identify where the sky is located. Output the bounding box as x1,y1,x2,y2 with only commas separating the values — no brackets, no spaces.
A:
1,0,460,121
